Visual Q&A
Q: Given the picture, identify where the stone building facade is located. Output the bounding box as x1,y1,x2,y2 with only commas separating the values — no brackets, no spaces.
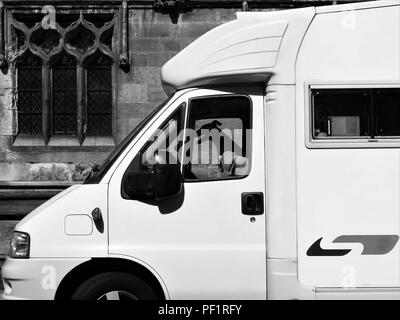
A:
0,0,359,183
0,0,360,262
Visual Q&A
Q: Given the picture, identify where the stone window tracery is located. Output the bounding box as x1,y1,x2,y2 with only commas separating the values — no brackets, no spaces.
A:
8,10,116,145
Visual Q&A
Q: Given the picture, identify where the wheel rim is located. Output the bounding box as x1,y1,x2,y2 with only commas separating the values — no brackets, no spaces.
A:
98,290,138,300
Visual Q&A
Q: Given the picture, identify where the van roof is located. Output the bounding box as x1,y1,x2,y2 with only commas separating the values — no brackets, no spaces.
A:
316,0,399,13
161,1,399,93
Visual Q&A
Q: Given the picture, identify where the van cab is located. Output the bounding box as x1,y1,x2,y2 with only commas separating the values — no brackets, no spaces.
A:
3,0,400,300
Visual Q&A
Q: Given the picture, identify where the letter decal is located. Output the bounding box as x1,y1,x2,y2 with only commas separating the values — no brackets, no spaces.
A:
307,235,399,257
333,235,399,255
307,238,351,257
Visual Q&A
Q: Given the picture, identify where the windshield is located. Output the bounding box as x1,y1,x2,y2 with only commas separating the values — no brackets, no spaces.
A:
85,97,171,184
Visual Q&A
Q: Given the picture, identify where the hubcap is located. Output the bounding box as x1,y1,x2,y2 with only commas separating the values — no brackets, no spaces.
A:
98,290,138,300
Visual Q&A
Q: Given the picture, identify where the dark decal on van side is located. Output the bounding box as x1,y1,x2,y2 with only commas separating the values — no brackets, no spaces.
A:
307,235,399,257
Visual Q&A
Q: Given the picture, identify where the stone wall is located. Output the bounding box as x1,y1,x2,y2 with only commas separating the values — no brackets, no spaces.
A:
0,6,240,182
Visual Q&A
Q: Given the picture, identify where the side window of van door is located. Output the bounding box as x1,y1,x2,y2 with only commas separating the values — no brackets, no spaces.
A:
121,104,185,197
183,96,252,182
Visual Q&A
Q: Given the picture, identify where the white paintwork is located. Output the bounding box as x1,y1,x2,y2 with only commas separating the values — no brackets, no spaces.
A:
265,85,297,259
108,87,267,299
161,7,315,91
64,215,93,236
3,0,400,300
1,257,89,299
15,184,109,258
296,4,400,289
267,259,315,300
316,288,400,300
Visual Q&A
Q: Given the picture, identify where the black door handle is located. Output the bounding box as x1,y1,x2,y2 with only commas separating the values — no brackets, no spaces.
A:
241,192,264,215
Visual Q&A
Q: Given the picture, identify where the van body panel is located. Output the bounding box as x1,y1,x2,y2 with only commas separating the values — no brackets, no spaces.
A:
296,5,400,288
1,257,89,300
161,8,315,90
316,288,400,300
108,87,267,299
14,184,109,258
5,0,400,300
267,258,315,300
265,85,297,259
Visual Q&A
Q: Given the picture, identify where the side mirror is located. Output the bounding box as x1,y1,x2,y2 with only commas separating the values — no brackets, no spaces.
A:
122,164,183,201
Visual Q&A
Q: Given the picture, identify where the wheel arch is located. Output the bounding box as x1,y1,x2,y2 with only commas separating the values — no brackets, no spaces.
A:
55,257,168,300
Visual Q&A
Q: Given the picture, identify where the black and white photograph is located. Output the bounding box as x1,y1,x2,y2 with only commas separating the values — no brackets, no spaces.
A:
0,0,399,310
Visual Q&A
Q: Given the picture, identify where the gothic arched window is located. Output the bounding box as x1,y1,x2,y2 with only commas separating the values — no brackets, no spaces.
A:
17,51,42,135
86,53,112,136
52,52,77,135
10,12,115,145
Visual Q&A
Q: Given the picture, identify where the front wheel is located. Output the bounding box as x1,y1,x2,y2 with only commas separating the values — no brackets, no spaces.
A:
71,272,159,300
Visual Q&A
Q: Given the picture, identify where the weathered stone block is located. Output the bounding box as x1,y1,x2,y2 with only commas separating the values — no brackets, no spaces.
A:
0,221,17,256
132,52,148,67
29,163,73,181
204,22,224,32
162,51,177,64
0,108,14,136
131,67,161,86
118,102,142,119
0,72,12,89
129,9,171,24
170,23,206,38
161,38,182,51
147,53,161,67
131,38,163,52
182,9,223,23
215,9,239,22
147,83,167,104
3,150,111,165
0,135,12,151
133,23,171,38
137,102,160,118
179,37,196,49
119,83,148,104
0,162,31,181
0,88,16,110
72,163,93,181
116,118,143,143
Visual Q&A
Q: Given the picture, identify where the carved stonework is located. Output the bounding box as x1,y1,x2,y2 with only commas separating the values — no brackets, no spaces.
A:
6,10,115,66
153,0,189,24
6,9,117,145
0,2,6,68
119,0,129,71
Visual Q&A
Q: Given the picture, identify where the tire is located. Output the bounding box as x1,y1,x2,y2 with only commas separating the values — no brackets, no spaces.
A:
71,272,159,300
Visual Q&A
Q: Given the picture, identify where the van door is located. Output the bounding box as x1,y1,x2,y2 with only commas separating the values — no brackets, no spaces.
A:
108,87,266,299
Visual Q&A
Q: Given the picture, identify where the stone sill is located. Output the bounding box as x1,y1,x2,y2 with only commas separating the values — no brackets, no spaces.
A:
0,181,79,187
3,0,369,8
0,181,80,200
11,135,115,152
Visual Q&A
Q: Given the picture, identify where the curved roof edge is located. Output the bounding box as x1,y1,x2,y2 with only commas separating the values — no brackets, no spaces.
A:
316,0,400,13
161,7,315,93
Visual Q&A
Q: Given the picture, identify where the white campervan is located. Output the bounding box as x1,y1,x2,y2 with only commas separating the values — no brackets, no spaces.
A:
2,0,400,300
